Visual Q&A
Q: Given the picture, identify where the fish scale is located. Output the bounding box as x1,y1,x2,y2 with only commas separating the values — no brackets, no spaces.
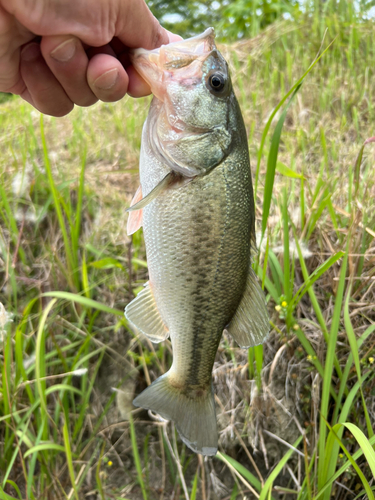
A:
125,28,269,455
144,163,248,386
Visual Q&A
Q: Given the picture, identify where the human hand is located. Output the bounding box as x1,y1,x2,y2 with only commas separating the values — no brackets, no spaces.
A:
0,0,181,116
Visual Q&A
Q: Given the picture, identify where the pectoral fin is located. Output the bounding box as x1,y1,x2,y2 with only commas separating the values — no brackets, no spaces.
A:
226,267,269,348
126,172,173,213
127,186,143,235
125,282,169,343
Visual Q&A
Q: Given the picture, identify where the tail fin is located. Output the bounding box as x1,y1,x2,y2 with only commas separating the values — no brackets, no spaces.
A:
133,374,218,456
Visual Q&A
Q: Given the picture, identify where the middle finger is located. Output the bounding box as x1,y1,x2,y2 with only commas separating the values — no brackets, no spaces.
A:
41,34,98,107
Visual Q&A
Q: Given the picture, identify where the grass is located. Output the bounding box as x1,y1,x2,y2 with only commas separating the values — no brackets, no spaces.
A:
1,7,375,500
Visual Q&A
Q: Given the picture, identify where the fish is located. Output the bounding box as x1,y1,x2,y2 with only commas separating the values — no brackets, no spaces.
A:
125,28,269,456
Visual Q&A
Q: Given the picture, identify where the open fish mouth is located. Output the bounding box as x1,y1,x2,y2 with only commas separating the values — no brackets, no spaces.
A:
130,28,217,101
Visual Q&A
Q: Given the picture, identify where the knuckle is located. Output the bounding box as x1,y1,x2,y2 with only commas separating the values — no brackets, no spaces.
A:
15,0,46,33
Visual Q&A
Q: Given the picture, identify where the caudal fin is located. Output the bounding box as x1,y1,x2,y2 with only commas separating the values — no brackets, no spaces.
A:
133,374,218,455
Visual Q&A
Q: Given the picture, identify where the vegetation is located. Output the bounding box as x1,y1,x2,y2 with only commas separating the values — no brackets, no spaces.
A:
1,3,375,499
148,0,375,39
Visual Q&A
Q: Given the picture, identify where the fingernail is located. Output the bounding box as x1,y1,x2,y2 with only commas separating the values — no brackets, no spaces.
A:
21,43,41,62
50,38,76,62
93,68,119,90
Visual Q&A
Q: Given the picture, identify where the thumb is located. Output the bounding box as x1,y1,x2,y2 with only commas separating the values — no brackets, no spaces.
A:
115,0,170,50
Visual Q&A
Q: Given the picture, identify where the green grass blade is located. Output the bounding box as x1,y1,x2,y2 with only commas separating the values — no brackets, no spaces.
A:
218,452,261,489
344,423,375,476
63,416,79,500
73,147,87,256
324,423,375,500
3,483,21,500
0,487,19,500
344,284,373,438
353,136,375,199
190,470,199,500
293,234,344,389
289,251,344,310
42,291,124,316
323,370,373,489
216,451,264,497
259,436,303,500
318,244,348,489
35,299,57,423
282,188,291,304
261,86,301,238
276,161,305,179
129,414,148,500
254,37,336,197
24,443,66,458
40,115,77,290
314,434,375,500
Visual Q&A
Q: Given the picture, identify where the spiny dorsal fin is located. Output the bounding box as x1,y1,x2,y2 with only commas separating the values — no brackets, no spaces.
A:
226,267,269,348
125,282,169,343
127,185,143,235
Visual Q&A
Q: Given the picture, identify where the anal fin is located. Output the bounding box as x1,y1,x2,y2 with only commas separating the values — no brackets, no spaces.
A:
226,267,269,348
125,282,169,343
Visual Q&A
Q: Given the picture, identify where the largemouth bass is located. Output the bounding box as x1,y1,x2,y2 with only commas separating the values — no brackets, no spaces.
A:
125,28,269,455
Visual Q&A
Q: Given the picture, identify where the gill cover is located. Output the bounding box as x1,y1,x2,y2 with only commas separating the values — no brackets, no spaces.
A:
130,28,234,178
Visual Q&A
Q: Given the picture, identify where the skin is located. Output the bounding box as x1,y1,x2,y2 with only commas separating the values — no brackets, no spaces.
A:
0,0,181,116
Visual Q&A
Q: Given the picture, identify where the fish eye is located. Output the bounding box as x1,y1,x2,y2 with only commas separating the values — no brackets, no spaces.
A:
207,72,226,93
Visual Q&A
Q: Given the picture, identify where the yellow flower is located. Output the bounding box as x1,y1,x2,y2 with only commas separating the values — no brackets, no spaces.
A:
275,305,281,312
281,301,287,308
369,357,374,364
293,324,299,330
108,461,113,467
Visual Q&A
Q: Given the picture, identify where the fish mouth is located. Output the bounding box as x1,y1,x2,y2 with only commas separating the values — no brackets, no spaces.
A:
130,28,216,101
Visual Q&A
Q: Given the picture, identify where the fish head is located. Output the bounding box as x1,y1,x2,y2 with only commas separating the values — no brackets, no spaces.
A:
131,28,235,177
